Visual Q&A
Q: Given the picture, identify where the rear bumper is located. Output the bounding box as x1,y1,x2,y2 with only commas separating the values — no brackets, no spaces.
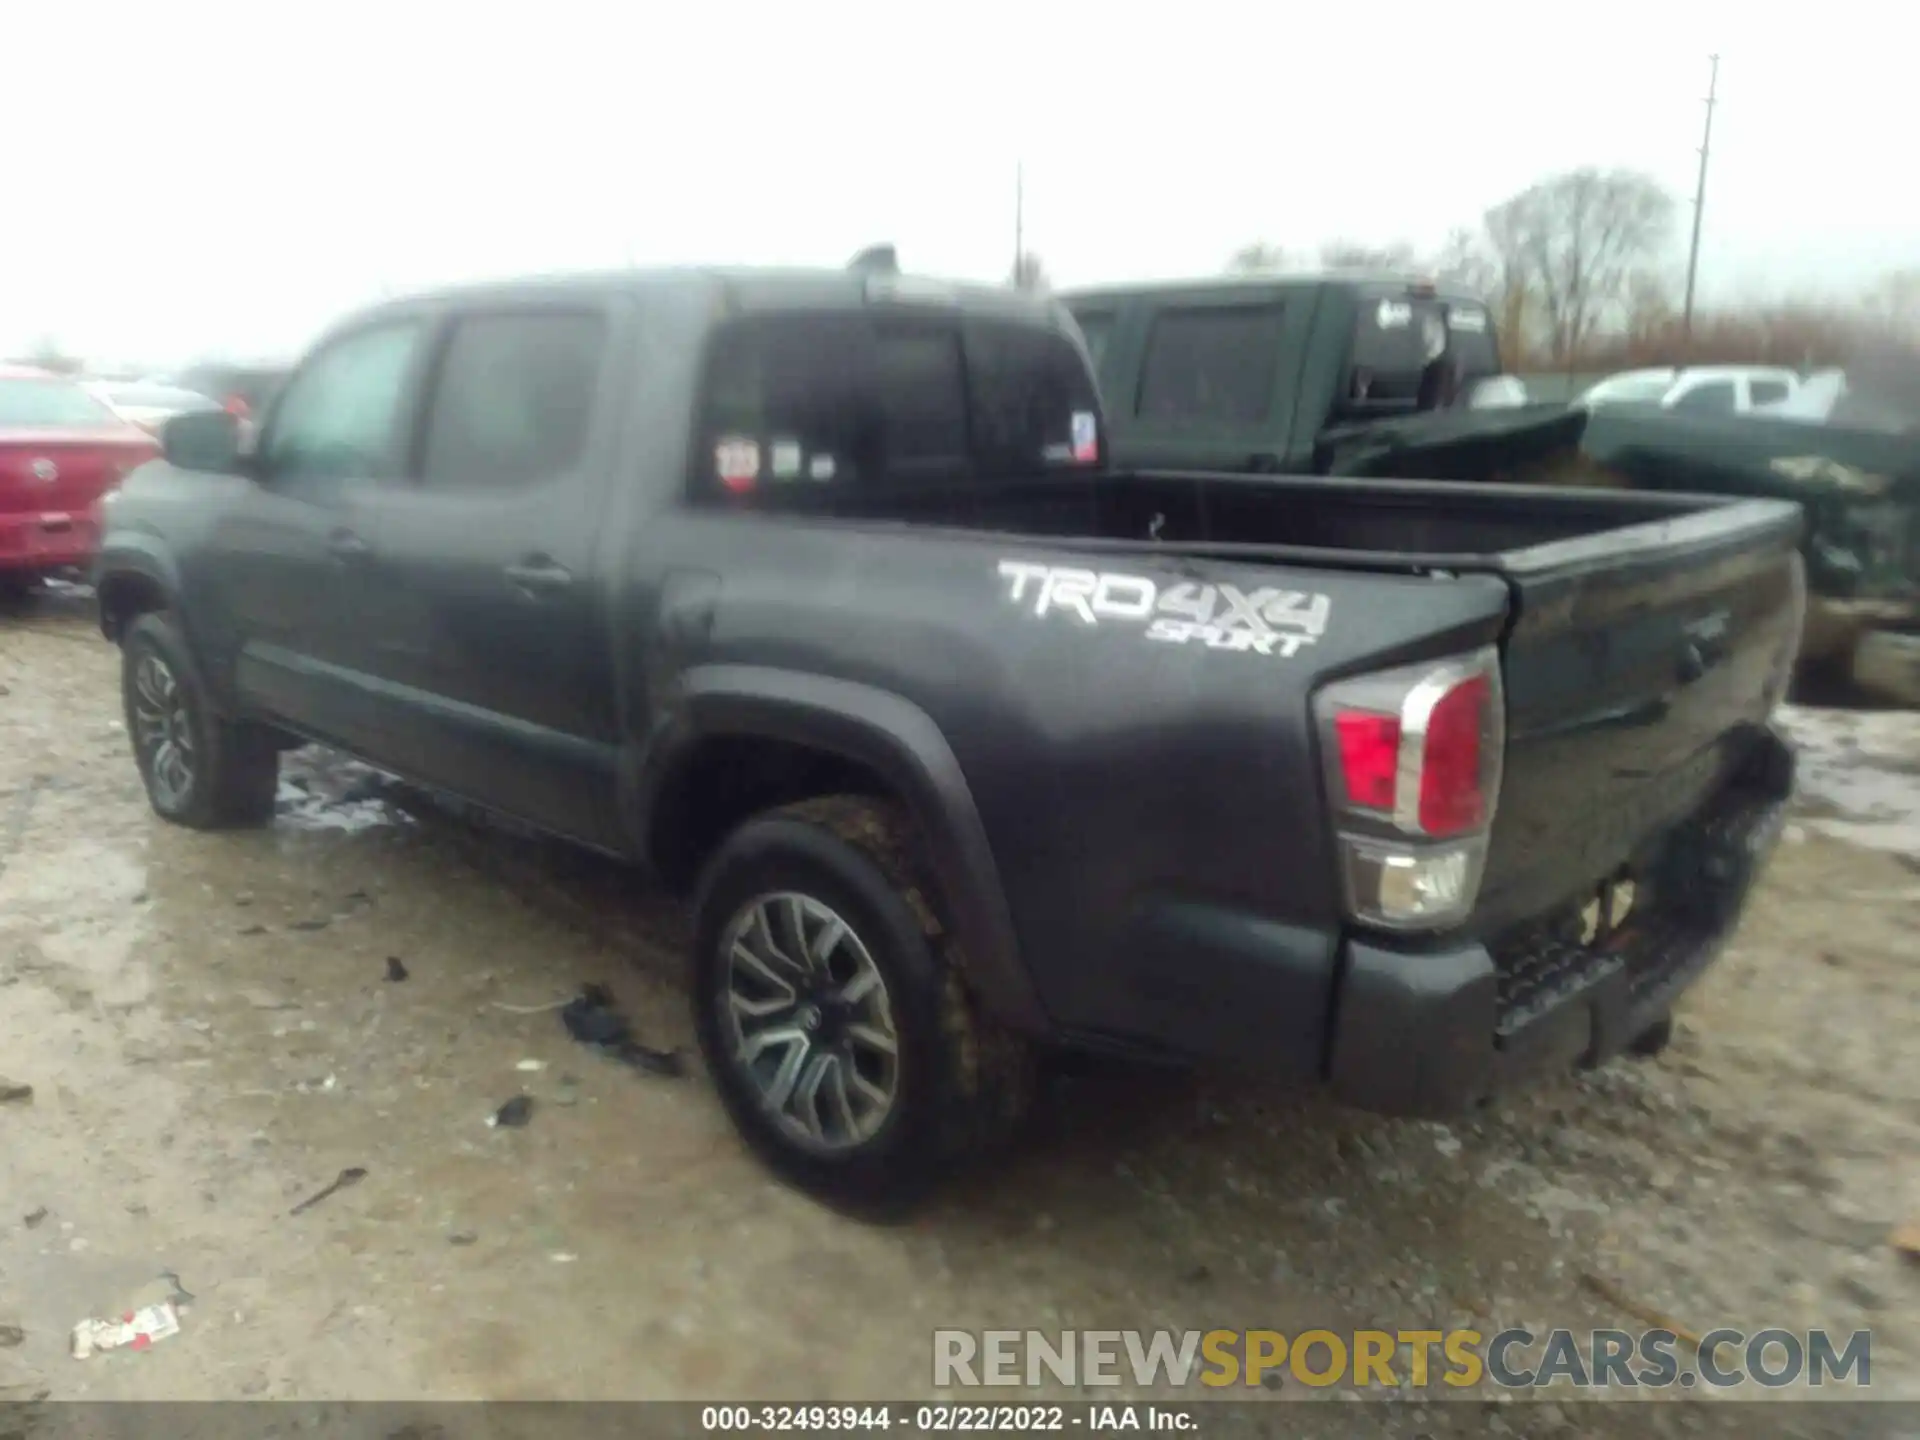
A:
1327,724,1794,1116
1073,725,1793,1112
0,510,101,571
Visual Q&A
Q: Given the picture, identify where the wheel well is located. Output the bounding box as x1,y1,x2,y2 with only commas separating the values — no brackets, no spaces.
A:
649,735,894,895
98,571,169,641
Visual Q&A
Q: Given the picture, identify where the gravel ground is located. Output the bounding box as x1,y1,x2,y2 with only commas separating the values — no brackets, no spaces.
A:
2,588,1917,1437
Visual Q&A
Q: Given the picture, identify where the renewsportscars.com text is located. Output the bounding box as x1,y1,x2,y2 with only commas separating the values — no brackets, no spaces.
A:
933,1327,1871,1391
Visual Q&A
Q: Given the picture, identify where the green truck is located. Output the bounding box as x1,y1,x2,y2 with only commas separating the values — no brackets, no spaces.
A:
1061,274,1920,703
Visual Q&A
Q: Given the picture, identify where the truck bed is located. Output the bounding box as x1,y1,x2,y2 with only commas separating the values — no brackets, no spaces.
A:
859,466,1805,942
855,468,1799,577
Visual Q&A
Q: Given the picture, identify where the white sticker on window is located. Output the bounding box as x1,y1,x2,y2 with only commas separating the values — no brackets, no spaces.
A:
1448,307,1488,333
808,453,836,481
1070,410,1098,463
771,439,803,479
715,437,760,491
1376,300,1412,329
1042,442,1072,463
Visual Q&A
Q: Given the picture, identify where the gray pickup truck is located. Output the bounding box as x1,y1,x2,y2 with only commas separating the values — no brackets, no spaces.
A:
96,259,1801,1209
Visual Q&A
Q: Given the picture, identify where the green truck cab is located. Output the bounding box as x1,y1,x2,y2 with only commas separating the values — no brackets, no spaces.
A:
1060,273,1510,475
1063,275,1919,704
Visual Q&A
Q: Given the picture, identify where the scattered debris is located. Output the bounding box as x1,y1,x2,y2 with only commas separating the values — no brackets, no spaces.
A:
515,1059,546,1073
489,1096,535,1129
22,1207,47,1228
287,917,331,933
1578,1271,1705,1349
238,924,270,937
560,984,685,1077
448,1231,478,1247
160,1271,195,1307
70,1303,180,1360
243,989,297,1011
289,1166,368,1216
549,1251,578,1264
1891,1218,1920,1260
489,996,571,1016
385,957,409,983
0,1325,23,1349
0,1078,31,1105
294,1073,338,1094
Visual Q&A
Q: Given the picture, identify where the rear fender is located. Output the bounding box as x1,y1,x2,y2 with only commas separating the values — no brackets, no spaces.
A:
631,664,1049,1035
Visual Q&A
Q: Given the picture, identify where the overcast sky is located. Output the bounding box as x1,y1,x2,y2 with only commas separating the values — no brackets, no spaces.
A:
5,1,1911,368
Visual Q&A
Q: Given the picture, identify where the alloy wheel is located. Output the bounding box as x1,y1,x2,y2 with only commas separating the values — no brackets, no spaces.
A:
131,652,195,810
720,891,900,1152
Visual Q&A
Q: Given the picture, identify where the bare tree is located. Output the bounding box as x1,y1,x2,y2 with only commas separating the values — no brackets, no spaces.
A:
1318,239,1418,273
1009,252,1050,293
1483,168,1677,364
1225,241,1288,275
1862,268,1920,336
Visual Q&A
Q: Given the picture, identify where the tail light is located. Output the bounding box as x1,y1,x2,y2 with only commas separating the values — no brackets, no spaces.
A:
1313,647,1504,930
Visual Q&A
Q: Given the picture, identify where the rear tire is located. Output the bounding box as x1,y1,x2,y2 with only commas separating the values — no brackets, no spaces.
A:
690,796,1033,1215
121,612,280,829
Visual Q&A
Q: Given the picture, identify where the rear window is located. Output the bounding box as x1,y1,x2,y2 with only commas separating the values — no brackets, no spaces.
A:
1136,306,1284,426
693,309,1102,509
0,378,122,428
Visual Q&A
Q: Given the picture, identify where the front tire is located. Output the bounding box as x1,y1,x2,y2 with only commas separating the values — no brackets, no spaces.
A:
691,796,1033,1214
122,612,280,829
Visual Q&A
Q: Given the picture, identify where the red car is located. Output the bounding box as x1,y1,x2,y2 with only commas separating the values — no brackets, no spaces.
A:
1,364,162,595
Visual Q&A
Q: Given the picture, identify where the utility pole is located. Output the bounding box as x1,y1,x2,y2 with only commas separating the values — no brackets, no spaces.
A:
1681,53,1720,338
1013,161,1025,288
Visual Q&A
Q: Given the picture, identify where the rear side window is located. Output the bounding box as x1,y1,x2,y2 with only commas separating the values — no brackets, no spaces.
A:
693,310,1102,508
964,319,1102,476
875,326,969,483
420,312,606,491
1671,380,1737,415
1748,378,1791,406
1136,305,1283,425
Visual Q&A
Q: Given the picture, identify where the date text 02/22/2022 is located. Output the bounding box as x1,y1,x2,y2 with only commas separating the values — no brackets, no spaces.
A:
699,1404,1196,1432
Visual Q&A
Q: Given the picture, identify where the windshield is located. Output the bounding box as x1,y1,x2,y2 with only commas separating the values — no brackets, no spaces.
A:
0,378,124,428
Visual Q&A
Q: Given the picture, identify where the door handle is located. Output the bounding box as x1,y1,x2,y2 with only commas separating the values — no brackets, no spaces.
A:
328,528,371,562
504,556,573,597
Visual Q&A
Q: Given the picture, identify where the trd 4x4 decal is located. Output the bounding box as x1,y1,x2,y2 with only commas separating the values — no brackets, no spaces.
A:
996,560,1330,659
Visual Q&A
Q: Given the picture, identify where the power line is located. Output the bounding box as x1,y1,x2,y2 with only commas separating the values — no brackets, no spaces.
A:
1682,53,1720,337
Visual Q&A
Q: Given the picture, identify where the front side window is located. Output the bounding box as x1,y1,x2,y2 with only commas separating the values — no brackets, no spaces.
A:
263,323,424,485
420,312,606,491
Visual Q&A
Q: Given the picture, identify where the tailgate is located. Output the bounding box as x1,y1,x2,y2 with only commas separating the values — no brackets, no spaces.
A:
1473,497,1805,932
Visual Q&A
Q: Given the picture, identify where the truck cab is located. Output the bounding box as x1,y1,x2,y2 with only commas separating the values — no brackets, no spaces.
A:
1060,273,1510,474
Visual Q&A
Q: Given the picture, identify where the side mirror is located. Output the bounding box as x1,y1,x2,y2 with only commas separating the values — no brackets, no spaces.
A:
161,409,244,474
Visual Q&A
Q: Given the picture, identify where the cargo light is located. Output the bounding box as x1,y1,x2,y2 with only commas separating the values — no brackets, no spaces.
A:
1315,648,1504,930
